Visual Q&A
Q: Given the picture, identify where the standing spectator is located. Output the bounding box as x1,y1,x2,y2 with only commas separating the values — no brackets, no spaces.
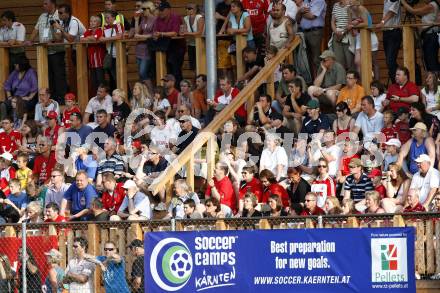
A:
34,88,60,128
17,247,41,293
330,0,352,70
81,16,106,94
153,2,186,84
3,57,38,113
182,3,205,71
101,0,129,29
96,137,125,188
266,3,295,50
421,72,440,118
84,242,130,293
216,0,233,79
62,93,81,129
33,136,56,186
370,80,387,112
64,237,96,293
131,1,156,84
44,168,70,210
53,4,86,43
227,0,255,56
343,158,374,203
353,96,384,138
409,154,440,209
308,50,346,106
311,158,336,208
384,66,420,113
242,0,269,52
400,0,439,72
206,162,236,213
376,0,402,81
296,0,327,76
84,84,113,124
192,74,208,119
60,171,98,221
0,11,26,72
268,0,298,20
403,189,426,213
115,180,152,220
300,192,325,215
336,70,364,114
128,239,144,293
43,249,65,293
0,117,22,157
27,0,68,103
101,10,124,90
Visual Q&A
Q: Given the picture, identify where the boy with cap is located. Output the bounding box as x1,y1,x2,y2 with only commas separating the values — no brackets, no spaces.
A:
301,99,331,138
44,111,65,148
62,93,81,129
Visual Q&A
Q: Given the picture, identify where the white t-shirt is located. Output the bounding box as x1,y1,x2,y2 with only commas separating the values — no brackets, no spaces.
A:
355,111,384,138
85,95,113,121
260,146,288,178
373,93,386,112
150,125,177,150
65,258,96,293
322,144,341,178
155,98,171,111
410,167,440,204
34,100,60,124
61,16,86,42
421,86,440,110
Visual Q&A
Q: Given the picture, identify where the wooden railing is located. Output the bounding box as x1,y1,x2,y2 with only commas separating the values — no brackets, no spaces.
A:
148,36,301,196
1,213,439,293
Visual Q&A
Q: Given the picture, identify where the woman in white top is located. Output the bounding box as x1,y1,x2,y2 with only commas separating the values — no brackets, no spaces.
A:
152,86,171,118
381,163,411,213
370,80,387,112
131,82,152,110
259,134,288,181
181,3,204,71
421,72,440,118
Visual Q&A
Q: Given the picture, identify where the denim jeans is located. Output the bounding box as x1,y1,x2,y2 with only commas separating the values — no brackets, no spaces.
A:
383,29,402,81
422,32,440,72
136,57,153,81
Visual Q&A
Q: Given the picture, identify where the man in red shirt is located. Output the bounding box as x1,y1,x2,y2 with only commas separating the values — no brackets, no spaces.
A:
44,202,66,223
242,0,269,50
33,136,56,186
301,192,325,216
385,66,419,112
44,111,65,149
101,172,125,216
403,189,426,213
0,117,22,157
162,74,179,115
210,77,247,125
206,163,236,213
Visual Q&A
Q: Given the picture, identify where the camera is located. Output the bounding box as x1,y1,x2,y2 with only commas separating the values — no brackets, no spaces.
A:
49,19,59,25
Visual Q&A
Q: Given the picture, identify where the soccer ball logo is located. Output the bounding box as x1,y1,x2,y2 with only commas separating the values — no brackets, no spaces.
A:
169,249,192,279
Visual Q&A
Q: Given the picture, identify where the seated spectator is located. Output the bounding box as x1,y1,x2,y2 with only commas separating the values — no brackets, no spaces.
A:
336,70,364,114
177,79,193,112
333,102,355,136
90,198,110,221
324,197,343,215
176,104,202,129
222,147,247,195
210,77,246,125
44,202,65,222
300,192,325,216
152,86,171,118
174,115,199,155
81,15,106,94
343,158,374,203
409,102,440,139
62,93,81,129
15,153,32,190
92,109,117,149
4,57,38,112
18,201,43,224
150,111,177,152
44,111,65,148
162,74,179,115
84,84,113,125
60,171,98,221
429,192,440,213
74,147,98,182
33,136,56,186
264,194,289,217
237,47,264,84
382,163,410,213
311,158,336,208
341,198,357,215
96,137,125,188
264,46,282,86
35,88,60,127
242,192,262,218
247,94,275,127
283,167,310,205
370,80,386,113
275,65,304,114
101,172,125,216
165,179,200,219
384,66,419,113
397,122,436,174
114,180,151,220
192,74,208,119
283,77,311,133
403,189,426,213
0,152,15,187
111,89,130,126
353,96,384,139
10,96,27,130
409,154,440,209
266,2,295,50
260,134,288,181
269,111,290,136
238,166,263,213
66,112,93,146
206,162,236,213
259,169,289,207
383,139,406,172
421,72,440,118
44,168,70,210
301,99,331,138
0,117,22,157
183,199,203,219
394,107,411,144
0,179,27,222
336,140,361,185
363,191,385,214
131,82,152,110
204,197,232,218
308,50,346,107
368,169,386,199
381,110,397,143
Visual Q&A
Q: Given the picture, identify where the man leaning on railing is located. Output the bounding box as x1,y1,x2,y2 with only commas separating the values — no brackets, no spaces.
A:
0,10,26,72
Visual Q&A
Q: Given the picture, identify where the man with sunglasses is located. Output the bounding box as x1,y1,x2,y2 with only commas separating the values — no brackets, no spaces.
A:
300,192,325,215
32,136,56,186
44,168,69,210
84,241,130,293
64,237,96,292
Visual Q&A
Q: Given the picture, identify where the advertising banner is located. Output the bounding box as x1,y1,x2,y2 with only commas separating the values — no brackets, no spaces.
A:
145,228,415,293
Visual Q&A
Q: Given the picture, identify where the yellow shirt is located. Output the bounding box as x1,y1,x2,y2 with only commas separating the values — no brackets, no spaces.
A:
16,168,32,190
337,84,365,111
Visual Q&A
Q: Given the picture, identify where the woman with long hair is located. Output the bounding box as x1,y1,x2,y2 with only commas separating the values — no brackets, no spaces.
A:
17,247,41,293
421,72,440,118
181,3,204,71
0,253,13,292
152,86,171,119
311,158,337,208
333,101,355,136
264,194,289,217
364,191,385,214
382,163,411,213
409,102,440,138
259,169,289,208
19,120,40,166
176,79,193,113
10,96,27,130
324,197,343,215
131,82,152,110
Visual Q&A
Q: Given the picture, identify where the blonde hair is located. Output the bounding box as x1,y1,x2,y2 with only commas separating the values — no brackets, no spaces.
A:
90,15,101,25
132,82,152,108
143,1,156,14
27,201,42,216
365,191,381,205
113,88,126,101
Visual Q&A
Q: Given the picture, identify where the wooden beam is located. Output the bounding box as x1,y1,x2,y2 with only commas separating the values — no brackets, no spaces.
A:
115,41,128,95
402,26,415,82
360,28,372,95
235,34,247,81
195,36,206,75
266,71,275,100
156,51,167,86
0,48,9,102
186,155,195,192
36,45,49,89
71,0,89,28
76,43,89,112
206,134,216,181
87,224,103,293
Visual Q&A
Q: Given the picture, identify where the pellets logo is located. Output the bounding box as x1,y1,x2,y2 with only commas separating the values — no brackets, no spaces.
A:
150,238,193,291
371,238,408,283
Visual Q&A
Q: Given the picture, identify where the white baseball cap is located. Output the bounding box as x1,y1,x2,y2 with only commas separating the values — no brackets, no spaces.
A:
415,154,431,163
384,138,401,148
0,152,13,161
122,180,137,189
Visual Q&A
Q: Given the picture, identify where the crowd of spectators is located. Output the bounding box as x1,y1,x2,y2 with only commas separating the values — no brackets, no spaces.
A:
0,0,437,230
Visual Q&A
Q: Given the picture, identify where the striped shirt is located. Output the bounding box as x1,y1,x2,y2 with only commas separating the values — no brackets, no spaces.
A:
97,153,125,176
344,173,374,202
332,2,349,30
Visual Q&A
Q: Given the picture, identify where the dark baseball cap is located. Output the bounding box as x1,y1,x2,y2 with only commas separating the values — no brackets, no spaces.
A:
397,107,409,115
127,239,143,249
159,1,171,10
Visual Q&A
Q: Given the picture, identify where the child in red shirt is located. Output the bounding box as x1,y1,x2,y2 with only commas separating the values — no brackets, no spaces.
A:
381,110,397,148
62,93,81,129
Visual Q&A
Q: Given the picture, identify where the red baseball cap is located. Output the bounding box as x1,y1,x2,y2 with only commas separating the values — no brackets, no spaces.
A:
47,111,58,119
368,168,382,178
132,140,142,149
64,93,76,101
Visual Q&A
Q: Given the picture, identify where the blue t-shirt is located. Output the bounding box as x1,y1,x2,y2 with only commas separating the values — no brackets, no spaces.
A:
96,256,130,293
75,155,98,180
8,192,28,210
66,125,93,146
63,183,98,217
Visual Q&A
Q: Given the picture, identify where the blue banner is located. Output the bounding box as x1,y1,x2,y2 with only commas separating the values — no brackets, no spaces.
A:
145,228,415,293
